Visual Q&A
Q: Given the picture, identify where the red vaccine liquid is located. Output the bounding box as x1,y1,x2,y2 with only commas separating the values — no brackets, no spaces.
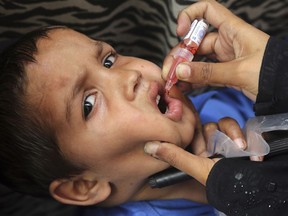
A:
165,19,209,93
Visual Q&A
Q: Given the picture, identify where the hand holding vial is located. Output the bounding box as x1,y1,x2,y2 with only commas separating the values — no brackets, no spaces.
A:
165,19,208,93
152,0,272,189
162,0,269,101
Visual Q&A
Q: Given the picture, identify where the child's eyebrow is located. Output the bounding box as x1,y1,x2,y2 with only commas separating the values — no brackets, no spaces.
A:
65,70,87,123
65,41,103,123
94,40,103,58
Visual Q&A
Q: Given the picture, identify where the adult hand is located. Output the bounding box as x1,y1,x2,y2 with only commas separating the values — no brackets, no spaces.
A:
144,117,262,186
162,0,270,101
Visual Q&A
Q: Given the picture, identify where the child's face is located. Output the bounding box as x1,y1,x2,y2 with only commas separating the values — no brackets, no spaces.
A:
25,29,197,205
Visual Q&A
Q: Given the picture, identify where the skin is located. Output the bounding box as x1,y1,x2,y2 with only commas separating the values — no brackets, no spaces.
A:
24,28,201,206
162,0,269,101
146,0,266,189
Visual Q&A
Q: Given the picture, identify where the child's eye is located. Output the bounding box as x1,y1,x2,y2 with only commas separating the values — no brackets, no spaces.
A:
103,52,116,68
83,94,96,119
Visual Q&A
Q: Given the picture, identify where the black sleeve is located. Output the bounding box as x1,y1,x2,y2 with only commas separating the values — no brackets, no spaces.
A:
206,156,288,215
206,37,288,215
254,37,288,116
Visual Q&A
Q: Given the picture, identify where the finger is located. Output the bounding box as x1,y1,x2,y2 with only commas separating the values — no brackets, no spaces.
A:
196,32,235,62
214,118,263,161
175,60,242,88
218,117,247,150
162,32,221,81
176,8,191,37
195,32,218,56
161,33,217,82
162,32,225,83
203,122,219,145
190,124,207,156
250,155,264,162
144,141,219,185
177,0,236,36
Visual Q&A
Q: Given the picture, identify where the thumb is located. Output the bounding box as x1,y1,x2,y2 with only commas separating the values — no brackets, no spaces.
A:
144,141,218,185
176,61,240,87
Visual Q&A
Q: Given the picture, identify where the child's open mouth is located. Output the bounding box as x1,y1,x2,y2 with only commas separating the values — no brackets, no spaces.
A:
156,94,167,114
152,82,183,121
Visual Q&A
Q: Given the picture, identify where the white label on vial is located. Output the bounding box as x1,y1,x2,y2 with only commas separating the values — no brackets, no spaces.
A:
184,20,198,40
184,19,208,46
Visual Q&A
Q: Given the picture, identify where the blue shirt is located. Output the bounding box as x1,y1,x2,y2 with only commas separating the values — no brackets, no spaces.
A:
81,199,216,216
190,88,254,127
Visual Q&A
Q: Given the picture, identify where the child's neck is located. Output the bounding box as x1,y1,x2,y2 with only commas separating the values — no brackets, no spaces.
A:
131,179,208,204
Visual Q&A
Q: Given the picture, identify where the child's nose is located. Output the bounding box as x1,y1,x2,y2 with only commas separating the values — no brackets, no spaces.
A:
116,69,142,101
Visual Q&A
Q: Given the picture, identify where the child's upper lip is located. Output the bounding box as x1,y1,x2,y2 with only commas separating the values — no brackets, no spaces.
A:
148,81,164,105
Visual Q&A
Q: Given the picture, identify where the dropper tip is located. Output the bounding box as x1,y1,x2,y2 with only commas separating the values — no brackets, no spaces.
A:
165,80,173,94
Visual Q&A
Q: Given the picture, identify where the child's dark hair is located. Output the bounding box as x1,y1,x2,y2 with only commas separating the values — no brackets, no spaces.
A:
0,26,83,197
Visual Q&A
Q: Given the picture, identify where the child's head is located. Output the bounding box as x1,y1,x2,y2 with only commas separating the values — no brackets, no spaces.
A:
0,27,197,206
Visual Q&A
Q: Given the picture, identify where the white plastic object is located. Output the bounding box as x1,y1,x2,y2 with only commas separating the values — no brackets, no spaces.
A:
207,113,288,158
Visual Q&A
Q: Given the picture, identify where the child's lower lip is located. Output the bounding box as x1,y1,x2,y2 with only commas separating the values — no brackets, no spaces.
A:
148,81,183,121
164,93,183,122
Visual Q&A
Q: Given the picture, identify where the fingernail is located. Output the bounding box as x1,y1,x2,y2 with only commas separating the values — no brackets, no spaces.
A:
176,63,191,79
234,138,246,150
144,142,160,158
250,156,263,162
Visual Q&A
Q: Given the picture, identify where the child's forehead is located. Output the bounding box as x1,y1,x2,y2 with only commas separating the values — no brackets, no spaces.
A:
37,28,94,52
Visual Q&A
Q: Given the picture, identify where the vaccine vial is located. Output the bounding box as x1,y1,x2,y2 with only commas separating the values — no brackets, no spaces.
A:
165,19,209,92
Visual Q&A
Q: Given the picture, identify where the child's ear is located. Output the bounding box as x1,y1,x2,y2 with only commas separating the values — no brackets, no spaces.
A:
49,175,111,206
